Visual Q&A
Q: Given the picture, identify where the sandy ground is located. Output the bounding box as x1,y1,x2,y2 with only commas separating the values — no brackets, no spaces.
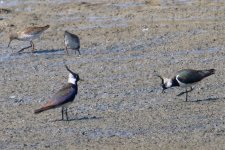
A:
1,0,225,149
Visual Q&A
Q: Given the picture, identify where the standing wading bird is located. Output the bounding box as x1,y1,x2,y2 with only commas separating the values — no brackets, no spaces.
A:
64,31,80,55
8,25,50,53
34,65,81,121
155,69,215,101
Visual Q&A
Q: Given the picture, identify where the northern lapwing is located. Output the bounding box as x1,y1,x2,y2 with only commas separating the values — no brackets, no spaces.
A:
8,25,50,53
34,65,80,121
156,69,215,101
64,31,80,55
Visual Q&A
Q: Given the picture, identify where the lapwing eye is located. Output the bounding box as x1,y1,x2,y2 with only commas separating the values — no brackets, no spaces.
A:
74,74,78,79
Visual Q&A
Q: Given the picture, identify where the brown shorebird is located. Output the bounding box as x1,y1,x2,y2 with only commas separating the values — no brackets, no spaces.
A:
64,31,80,55
8,25,50,53
34,65,81,121
156,69,215,101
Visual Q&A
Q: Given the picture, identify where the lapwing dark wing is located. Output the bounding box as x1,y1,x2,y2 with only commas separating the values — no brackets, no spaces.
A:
64,31,80,55
156,69,215,101
34,65,80,121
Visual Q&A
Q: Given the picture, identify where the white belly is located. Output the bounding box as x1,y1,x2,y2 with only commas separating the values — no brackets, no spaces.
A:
65,37,80,49
18,33,41,41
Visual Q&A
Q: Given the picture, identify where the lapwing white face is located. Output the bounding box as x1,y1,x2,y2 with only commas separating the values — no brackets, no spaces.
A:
155,74,172,93
163,78,173,88
68,73,77,84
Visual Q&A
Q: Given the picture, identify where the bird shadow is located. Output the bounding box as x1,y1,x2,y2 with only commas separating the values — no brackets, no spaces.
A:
193,97,220,102
51,115,102,122
10,49,65,55
176,97,220,103
33,49,65,54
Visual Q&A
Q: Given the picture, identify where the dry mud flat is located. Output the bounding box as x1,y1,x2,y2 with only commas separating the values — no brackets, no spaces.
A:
1,0,225,149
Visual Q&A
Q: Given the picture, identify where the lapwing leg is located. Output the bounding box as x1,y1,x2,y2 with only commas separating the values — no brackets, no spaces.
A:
61,107,64,120
17,42,32,53
31,41,35,52
65,46,69,55
177,91,185,96
189,87,194,93
65,108,69,121
177,87,194,97
78,49,81,55
186,87,194,101
185,88,188,102
187,87,194,101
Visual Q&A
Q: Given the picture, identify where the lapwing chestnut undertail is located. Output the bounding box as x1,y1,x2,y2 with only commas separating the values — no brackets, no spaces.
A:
64,31,80,55
156,69,215,101
34,65,80,121
8,25,50,53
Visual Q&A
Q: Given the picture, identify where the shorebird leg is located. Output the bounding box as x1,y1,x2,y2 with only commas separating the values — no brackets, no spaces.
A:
185,88,188,102
188,87,194,93
65,108,69,121
65,46,69,55
77,49,81,55
8,40,12,48
177,87,194,101
61,107,64,120
177,87,194,97
31,41,35,52
186,87,194,101
61,107,69,121
17,41,32,53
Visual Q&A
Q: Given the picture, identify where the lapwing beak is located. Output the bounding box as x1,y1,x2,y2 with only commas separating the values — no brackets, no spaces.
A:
65,64,76,74
65,64,83,81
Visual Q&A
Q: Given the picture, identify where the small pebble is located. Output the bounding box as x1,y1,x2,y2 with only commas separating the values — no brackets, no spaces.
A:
9,95,16,99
